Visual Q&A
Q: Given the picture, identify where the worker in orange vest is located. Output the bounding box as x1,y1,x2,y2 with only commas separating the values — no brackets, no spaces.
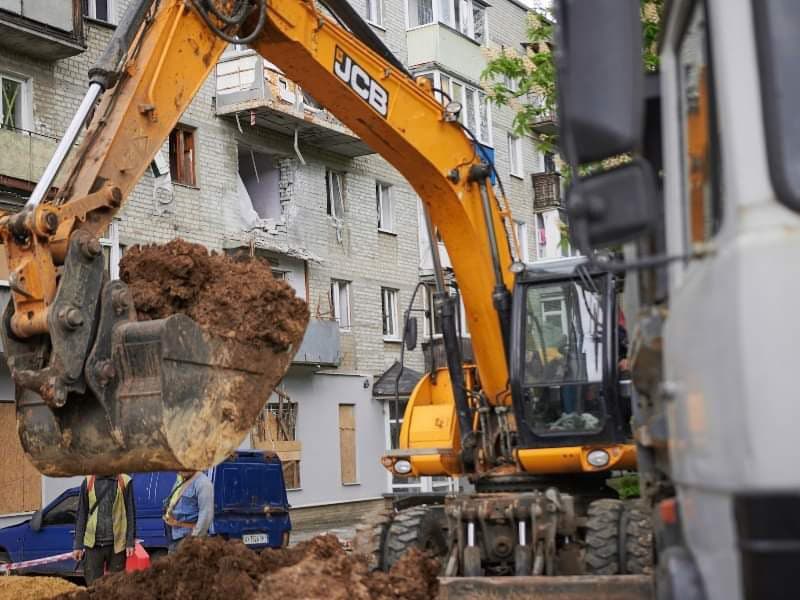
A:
72,474,135,584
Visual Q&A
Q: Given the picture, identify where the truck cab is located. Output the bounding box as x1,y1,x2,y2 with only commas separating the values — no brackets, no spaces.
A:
0,450,290,577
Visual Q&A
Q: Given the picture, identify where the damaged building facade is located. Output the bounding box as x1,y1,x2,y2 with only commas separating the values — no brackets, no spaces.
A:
0,0,553,525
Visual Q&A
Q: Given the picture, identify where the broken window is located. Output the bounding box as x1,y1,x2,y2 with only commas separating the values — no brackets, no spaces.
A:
381,287,399,340
238,147,281,219
169,125,197,187
253,394,301,490
376,183,394,233
1,75,24,131
338,404,357,485
330,279,352,330
326,170,345,219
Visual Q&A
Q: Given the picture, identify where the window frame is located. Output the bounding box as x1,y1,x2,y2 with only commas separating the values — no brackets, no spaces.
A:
366,0,385,27
169,125,198,187
0,73,30,131
406,0,488,44
84,0,115,24
330,279,352,330
423,285,470,339
376,182,395,233
508,133,524,178
326,169,346,219
100,221,122,281
419,70,492,146
381,287,400,341
514,220,529,263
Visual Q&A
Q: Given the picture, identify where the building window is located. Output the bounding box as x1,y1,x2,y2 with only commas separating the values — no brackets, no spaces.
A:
338,404,357,485
1,74,26,131
408,0,434,27
407,0,488,43
326,170,345,219
253,397,301,489
508,133,523,177
376,182,394,233
514,220,529,263
535,213,547,258
381,287,400,340
424,71,491,145
366,0,384,26
423,286,469,338
83,0,114,23
330,279,352,330
169,125,197,187
544,151,556,173
100,221,123,280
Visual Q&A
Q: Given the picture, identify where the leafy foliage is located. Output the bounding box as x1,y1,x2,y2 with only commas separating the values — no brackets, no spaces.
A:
606,474,642,500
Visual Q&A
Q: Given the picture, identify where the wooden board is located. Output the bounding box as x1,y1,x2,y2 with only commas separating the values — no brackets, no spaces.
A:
0,403,41,514
338,404,357,484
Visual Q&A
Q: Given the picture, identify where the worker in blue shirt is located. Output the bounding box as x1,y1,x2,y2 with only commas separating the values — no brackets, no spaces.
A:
162,470,214,553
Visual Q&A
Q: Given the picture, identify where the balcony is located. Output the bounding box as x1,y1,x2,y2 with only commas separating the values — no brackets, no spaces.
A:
531,109,558,137
407,23,484,83
532,171,562,212
0,0,84,60
291,319,341,367
215,52,373,158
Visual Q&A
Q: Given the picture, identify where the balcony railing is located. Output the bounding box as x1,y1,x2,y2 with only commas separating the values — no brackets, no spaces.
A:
215,52,373,158
0,0,84,60
291,319,341,367
531,109,558,136
532,171,562,212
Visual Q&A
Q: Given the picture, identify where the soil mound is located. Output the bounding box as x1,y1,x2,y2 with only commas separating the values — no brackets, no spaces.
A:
119,240,309,352
55,535,439,600
0,575,79,599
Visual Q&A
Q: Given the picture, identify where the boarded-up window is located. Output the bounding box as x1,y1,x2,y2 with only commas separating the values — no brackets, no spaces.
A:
169,125,197,187
339,404,357,485
252,395,301,490
0,403,41,514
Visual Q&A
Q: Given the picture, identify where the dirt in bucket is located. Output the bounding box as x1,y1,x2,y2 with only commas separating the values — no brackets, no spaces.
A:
0,575,80,599
119,239,309,352
54,535,440,600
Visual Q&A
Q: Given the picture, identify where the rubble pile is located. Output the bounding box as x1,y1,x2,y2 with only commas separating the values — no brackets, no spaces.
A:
120,239,309,352
0,575,79,599
54,535,439,600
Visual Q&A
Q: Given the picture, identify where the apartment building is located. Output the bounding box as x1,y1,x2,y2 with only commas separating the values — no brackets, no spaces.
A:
0,0,548,526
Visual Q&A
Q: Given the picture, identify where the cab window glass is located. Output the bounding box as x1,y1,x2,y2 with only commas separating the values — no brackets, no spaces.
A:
678,0,722,247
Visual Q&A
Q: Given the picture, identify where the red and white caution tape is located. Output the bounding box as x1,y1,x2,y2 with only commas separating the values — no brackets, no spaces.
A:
0,551,75,574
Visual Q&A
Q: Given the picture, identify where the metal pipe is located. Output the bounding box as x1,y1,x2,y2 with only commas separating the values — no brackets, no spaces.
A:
26,83,103,208
518,521,526,546
467,522,476,547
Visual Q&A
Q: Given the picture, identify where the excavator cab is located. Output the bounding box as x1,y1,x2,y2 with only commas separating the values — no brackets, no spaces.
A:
509,257,634,470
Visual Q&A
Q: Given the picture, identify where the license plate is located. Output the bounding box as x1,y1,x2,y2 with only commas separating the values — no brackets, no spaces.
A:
243,533,268,546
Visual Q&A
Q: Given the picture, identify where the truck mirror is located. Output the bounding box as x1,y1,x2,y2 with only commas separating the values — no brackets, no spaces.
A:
568,159,656,247
30,511,43,532
404,316,418,351
555,0,644,163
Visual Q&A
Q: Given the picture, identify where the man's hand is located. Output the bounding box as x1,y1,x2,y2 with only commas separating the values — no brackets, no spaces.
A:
126,547,135,558
72,549,84,561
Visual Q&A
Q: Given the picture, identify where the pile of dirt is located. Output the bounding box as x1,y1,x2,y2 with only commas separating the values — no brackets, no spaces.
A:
55,535,439,600
119,240,309,352
0,575,80,599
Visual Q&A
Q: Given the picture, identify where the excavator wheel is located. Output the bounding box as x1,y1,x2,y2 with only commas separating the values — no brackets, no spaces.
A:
382,506,449,572
584,498,625,575
624,499,654,575
352,509,395,570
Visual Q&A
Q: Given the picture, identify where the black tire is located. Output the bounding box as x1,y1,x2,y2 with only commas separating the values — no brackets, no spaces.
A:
383,506,448,571
624,500,654,575
352,509,394,571
0,550,9,564
584,498,624,575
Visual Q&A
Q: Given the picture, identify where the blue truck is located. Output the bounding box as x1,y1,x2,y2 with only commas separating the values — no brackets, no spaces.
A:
0,450,290,577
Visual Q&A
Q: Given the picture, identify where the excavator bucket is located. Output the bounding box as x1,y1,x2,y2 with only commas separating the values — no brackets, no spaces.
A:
438,575,654,600
9,308,296,476
2,233,304,476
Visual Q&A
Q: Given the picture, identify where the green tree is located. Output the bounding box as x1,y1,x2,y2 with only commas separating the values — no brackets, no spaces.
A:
481,1,663,154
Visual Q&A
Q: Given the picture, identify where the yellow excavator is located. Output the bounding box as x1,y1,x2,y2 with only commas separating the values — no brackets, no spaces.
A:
0,0,651,593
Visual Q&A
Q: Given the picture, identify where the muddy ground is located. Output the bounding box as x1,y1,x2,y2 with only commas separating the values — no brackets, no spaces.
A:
120,239,309,352
54,535,439,600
